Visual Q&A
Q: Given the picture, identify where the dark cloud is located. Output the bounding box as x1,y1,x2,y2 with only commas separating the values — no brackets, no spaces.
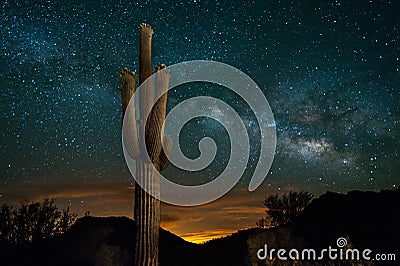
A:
160,214,180,226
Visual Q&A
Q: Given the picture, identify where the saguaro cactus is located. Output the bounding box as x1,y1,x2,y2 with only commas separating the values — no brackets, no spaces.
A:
120,23,172,266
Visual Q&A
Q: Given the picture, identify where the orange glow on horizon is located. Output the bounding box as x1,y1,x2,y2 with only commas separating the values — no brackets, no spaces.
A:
176,229,239,244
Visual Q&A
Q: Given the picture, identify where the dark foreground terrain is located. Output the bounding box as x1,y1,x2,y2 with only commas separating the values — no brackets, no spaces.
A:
1,188,399,266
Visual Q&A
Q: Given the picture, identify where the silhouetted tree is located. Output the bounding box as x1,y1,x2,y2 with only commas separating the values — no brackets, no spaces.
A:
256,218,269,229
0,198,77,244
263,190,313,227
0,204,14,243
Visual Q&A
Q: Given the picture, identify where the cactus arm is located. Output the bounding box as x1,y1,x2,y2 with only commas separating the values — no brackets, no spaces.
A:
145,65,171,162
120,68,140,159
159,135,173,171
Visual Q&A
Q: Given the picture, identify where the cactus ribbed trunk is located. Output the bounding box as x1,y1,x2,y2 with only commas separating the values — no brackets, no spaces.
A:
120,23,172,266
134,160,160,265
136,23,159,266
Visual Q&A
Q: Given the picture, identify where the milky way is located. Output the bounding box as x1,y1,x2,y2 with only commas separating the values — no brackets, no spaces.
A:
1,0,399,219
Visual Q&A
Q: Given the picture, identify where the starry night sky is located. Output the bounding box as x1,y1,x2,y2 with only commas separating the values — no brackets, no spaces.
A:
1,0,399,243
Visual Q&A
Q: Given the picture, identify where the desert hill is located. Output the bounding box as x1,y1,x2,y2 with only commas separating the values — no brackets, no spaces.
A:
1,187,399,265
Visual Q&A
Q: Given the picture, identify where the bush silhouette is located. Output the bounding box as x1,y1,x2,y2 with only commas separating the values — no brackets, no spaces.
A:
262,190,313,227
0,198,77,244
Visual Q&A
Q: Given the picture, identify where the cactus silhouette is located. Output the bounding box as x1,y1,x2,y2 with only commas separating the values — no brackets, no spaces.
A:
120,23,172,266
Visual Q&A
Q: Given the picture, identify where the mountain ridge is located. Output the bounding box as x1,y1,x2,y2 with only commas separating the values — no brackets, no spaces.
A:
1,187,399,265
